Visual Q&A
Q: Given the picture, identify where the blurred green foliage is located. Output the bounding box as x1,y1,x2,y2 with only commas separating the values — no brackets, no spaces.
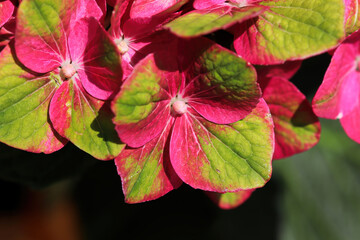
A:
276,119,360,240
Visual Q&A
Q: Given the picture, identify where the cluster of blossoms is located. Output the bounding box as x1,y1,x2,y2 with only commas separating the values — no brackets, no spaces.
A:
0,0,357,209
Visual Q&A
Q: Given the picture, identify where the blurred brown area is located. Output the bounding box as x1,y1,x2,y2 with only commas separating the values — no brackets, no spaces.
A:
0,182,82,240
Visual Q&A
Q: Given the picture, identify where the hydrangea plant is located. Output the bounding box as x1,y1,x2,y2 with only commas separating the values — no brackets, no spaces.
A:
0,0,355,209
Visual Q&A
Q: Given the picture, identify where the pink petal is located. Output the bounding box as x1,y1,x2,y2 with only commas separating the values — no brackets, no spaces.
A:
206,189,254,209
193,0,224,9
261,77,320,159
170,99,274,192
130,0,187,19
95,0,107,23
49,77,122,160
340,106,360,144
344,0,360,34
115,121,182,203
15,1,71,73
70,0,104,27
115,101,172,148
233,19,282,65
107,0,117,7
257,60,302,83
313,31,360,119
109,0,130,39
49,81,72,138
122,12,181,39
124,30,178,71
112,54,181,147
180,38,260,124
69,17,122,100
0,0,14,28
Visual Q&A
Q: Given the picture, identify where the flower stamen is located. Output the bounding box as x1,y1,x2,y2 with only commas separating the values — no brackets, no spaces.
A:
60,62,77,80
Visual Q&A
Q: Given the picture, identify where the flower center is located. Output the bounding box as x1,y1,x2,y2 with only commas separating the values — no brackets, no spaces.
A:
172,100,187,115
60,62,76,80
226,0,255,7
356,56,360,72
115,37,130,55
118,41,129,54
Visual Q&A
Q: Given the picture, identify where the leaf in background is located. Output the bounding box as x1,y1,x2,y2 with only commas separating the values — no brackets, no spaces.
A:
260,77,320,159
170,99,274,192
0,45,66,153
276,119,360,240
166,5,266,37
49,78,124,160
206,189,254,210
234,0,345,64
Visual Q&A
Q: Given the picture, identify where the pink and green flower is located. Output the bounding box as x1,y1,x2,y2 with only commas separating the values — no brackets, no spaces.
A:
313,30,360,143
112,38,274,203
0,0,124,159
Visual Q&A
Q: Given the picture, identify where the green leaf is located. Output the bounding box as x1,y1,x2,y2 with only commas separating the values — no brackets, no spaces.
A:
165,5,265,37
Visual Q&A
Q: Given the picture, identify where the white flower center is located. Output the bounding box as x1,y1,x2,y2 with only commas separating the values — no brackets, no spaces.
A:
226,0,253,8
356,56,360,72
172,100,187,115
115,37,130,55
60,62,77,80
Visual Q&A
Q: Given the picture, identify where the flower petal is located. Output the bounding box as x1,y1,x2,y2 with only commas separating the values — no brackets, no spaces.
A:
182,39,260,124
69,17,122,100
340,106,360,143
115,120,182,203
206,189,254,209
0,0,15,28
0,45,67,153
49,78,124,160
15,0,74,72
112,54,180,147
170,99,274,192
261,77,320,159
313,31,360,119
130,0,188,19
233,0,345,64
345,0,360,35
